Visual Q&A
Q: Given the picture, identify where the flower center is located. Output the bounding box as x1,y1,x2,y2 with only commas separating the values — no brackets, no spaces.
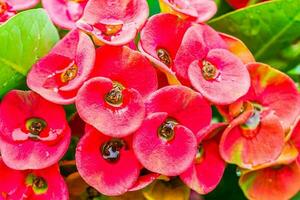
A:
0,1,8,15
26,174,48,195
60,64,78,83
241,103,262,138
25,118,47,136
157,48,172,66
101,139,126,163
158,118,178,141
195,144,204,163
105,82,124,107
94,23,123,36
201,60,218,80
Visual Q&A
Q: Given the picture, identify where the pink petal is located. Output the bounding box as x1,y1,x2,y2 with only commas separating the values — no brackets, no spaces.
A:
76,77,145,137
76,125,140,196
7,0,39,10
93,46,158,98
246,63,300,132
146,85,211,134
133,112,197,176
0,90,71,170
180,140,225,194
173,24,227,85
220,111,285,169
160,0,217,22
139,13,192,69
77,0,148,45
42,0,87,30
188,48,250,105
0,158,27,199
129,172,160,191
27,29,95,105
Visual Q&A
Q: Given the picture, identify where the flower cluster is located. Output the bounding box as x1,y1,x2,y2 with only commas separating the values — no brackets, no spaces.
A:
0,0,299,200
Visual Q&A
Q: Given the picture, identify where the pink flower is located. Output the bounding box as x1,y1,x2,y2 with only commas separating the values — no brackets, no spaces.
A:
173,24,250,104
159,0,217,22
133,85,211,176
76,125,140,196
76,46,157,137
0,0,39,23
139,13,192,84
219,63,300,168
42,0,87,30
0,90,71,170
76,0,149,46
0,159,68,200
27,29,95,105
180,123,227,194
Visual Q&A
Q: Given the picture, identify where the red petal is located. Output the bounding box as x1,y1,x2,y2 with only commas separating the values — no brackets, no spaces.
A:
180,140,225,194
42,0,87,29
173,24,227,85
146,85,211,134
77,0,148,45
76,126,140,196
0,90,70,170
239,161,300,200
93,46,158,98
188,48,250,105
76,77,145,137
133,112,197,176
27,29,95,105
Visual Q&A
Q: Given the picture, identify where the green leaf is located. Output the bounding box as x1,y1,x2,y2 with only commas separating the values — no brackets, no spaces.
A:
147,0,161,16
0,8,59,98
209,0,300,71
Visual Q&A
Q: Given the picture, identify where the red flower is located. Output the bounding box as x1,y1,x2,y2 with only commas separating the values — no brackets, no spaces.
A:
0,90,70,170
76,46,157,137
159,0,217,22
239,120,300,200
76,0,149,46
27,29,95,105
219,63,300,168
133,85,211,176
42,0,87,30
180,123,227,194
139,13,192,84
0,159,68,200
76,125,141,196
174,24,250,104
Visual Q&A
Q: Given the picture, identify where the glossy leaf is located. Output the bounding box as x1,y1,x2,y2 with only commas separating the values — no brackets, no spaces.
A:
209,0,300,71
0,9,59,98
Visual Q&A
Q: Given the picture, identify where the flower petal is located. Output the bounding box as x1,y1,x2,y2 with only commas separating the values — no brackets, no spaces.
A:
27,29,95,105
76,77,145,137
146,85,211,134
42,0,87,29
0,90,71,170
239,161,300,200
220,112,285,169
159,0,217,22
133,112,197,176
188,48,250,105
76,125,140,196
93,46,158,98
180,140,225,194
77,0,148,45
